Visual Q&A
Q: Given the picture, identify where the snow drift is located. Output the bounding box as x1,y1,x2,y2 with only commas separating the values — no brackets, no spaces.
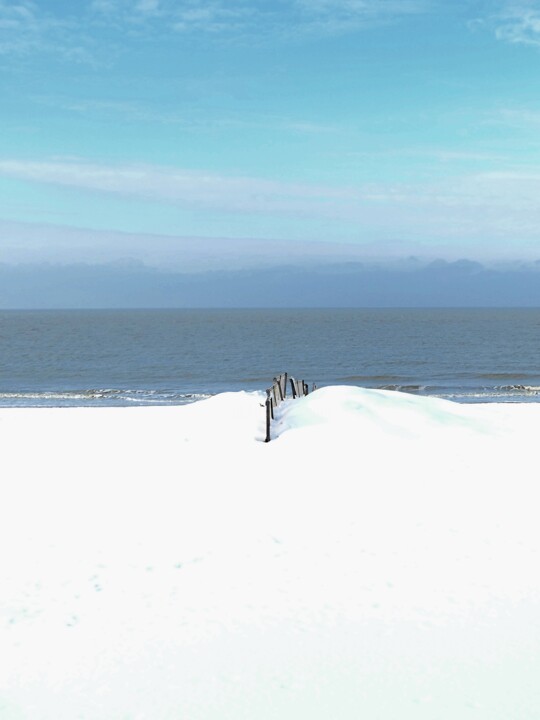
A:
1,387,539,720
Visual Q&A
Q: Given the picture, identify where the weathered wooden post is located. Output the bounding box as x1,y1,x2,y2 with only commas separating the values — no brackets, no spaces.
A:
265,390,272,442
290,377,297,399
274,376,284,402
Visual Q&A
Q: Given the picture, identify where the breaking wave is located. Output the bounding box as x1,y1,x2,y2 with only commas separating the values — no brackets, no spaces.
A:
366,382,540,402
379,384,429,394
0,389,212,407
437,385,540,402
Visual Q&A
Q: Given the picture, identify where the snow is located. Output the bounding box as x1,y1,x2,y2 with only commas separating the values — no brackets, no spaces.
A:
1,387,540,719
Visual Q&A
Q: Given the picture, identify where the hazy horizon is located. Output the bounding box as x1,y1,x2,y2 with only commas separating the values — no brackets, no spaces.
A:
3,256,540,308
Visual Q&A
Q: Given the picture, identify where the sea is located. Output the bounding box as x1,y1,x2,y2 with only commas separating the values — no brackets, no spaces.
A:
2,308,540,407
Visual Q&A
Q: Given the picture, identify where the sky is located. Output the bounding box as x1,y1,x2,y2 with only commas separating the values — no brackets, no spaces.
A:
2,0,540,274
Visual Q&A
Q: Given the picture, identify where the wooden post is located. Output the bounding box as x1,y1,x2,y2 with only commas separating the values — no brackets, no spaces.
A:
279,374,285,400
274,377,284,402
265,393,272,442
290,377,297,399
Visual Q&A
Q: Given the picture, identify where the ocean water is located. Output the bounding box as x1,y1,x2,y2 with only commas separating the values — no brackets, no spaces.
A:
1,308,540,407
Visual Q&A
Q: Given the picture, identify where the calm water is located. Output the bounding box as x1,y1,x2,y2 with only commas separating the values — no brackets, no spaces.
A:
1,308,540,406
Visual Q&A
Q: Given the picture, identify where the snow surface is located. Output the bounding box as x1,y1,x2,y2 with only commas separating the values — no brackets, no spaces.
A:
1,386,540,719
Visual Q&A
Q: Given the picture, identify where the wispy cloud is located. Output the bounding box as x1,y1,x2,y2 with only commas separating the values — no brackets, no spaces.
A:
0,1,49,55
32,93,340,136
0,1,102,63
181,0,431,38
88,0,227,31
482,106,540,149
5,159,540,257
0,0,433,59
347,146,511,164
87,0,264,37
0,159,361,219
290,0,430,37
171,3,254,35
4,157,540,247
492,106,540,128
90,0,161,17
482,1,540,47
0,217,407,269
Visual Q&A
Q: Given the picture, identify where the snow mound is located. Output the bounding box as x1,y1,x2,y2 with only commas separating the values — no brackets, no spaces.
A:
274,385,492,446
1,388,540,720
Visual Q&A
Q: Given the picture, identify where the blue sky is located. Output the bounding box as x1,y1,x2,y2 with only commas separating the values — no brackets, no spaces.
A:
2,0,540,268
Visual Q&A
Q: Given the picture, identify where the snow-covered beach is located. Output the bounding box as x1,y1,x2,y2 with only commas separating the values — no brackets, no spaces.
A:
2,387,540,719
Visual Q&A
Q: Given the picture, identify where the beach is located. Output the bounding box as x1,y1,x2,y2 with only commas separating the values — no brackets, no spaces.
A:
2,387,540,719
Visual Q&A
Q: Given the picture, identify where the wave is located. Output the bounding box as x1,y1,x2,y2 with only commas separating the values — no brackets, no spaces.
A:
379,384,429,393
364,382,540,402
0,389,212,407
3,382,540,408
437,385,540,402
496,384,540,393
340,375,402,383
471,373,540,381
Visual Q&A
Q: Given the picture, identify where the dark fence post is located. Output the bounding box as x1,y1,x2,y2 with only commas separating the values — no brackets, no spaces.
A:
265,392,272,442
290,377,297,398
274,377,284,402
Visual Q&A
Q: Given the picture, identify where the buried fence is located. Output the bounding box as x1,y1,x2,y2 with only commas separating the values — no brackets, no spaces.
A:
264,372,315,443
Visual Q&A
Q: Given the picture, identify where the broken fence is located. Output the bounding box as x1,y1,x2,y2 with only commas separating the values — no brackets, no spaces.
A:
264,372,315,442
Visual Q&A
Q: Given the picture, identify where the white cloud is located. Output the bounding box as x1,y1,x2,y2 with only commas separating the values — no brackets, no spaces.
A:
7,159,540,258
0,158,517,213
87,0,429,38
0,159,361,219
0,217,411,269
295,0,429,21
87,0,251,33
89,0,117,14
491,106,540,128
4,158,540,251
0,1,100,62
172,3,251,34
485,1,540,46
169,0,427,36
0,0,40,54
135,0,160,13
0,0,432,59
282,0,429,38
349,146,510,164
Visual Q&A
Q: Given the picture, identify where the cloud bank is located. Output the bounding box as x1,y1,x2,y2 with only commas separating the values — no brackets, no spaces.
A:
4,159,540,255
2,258,540,308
